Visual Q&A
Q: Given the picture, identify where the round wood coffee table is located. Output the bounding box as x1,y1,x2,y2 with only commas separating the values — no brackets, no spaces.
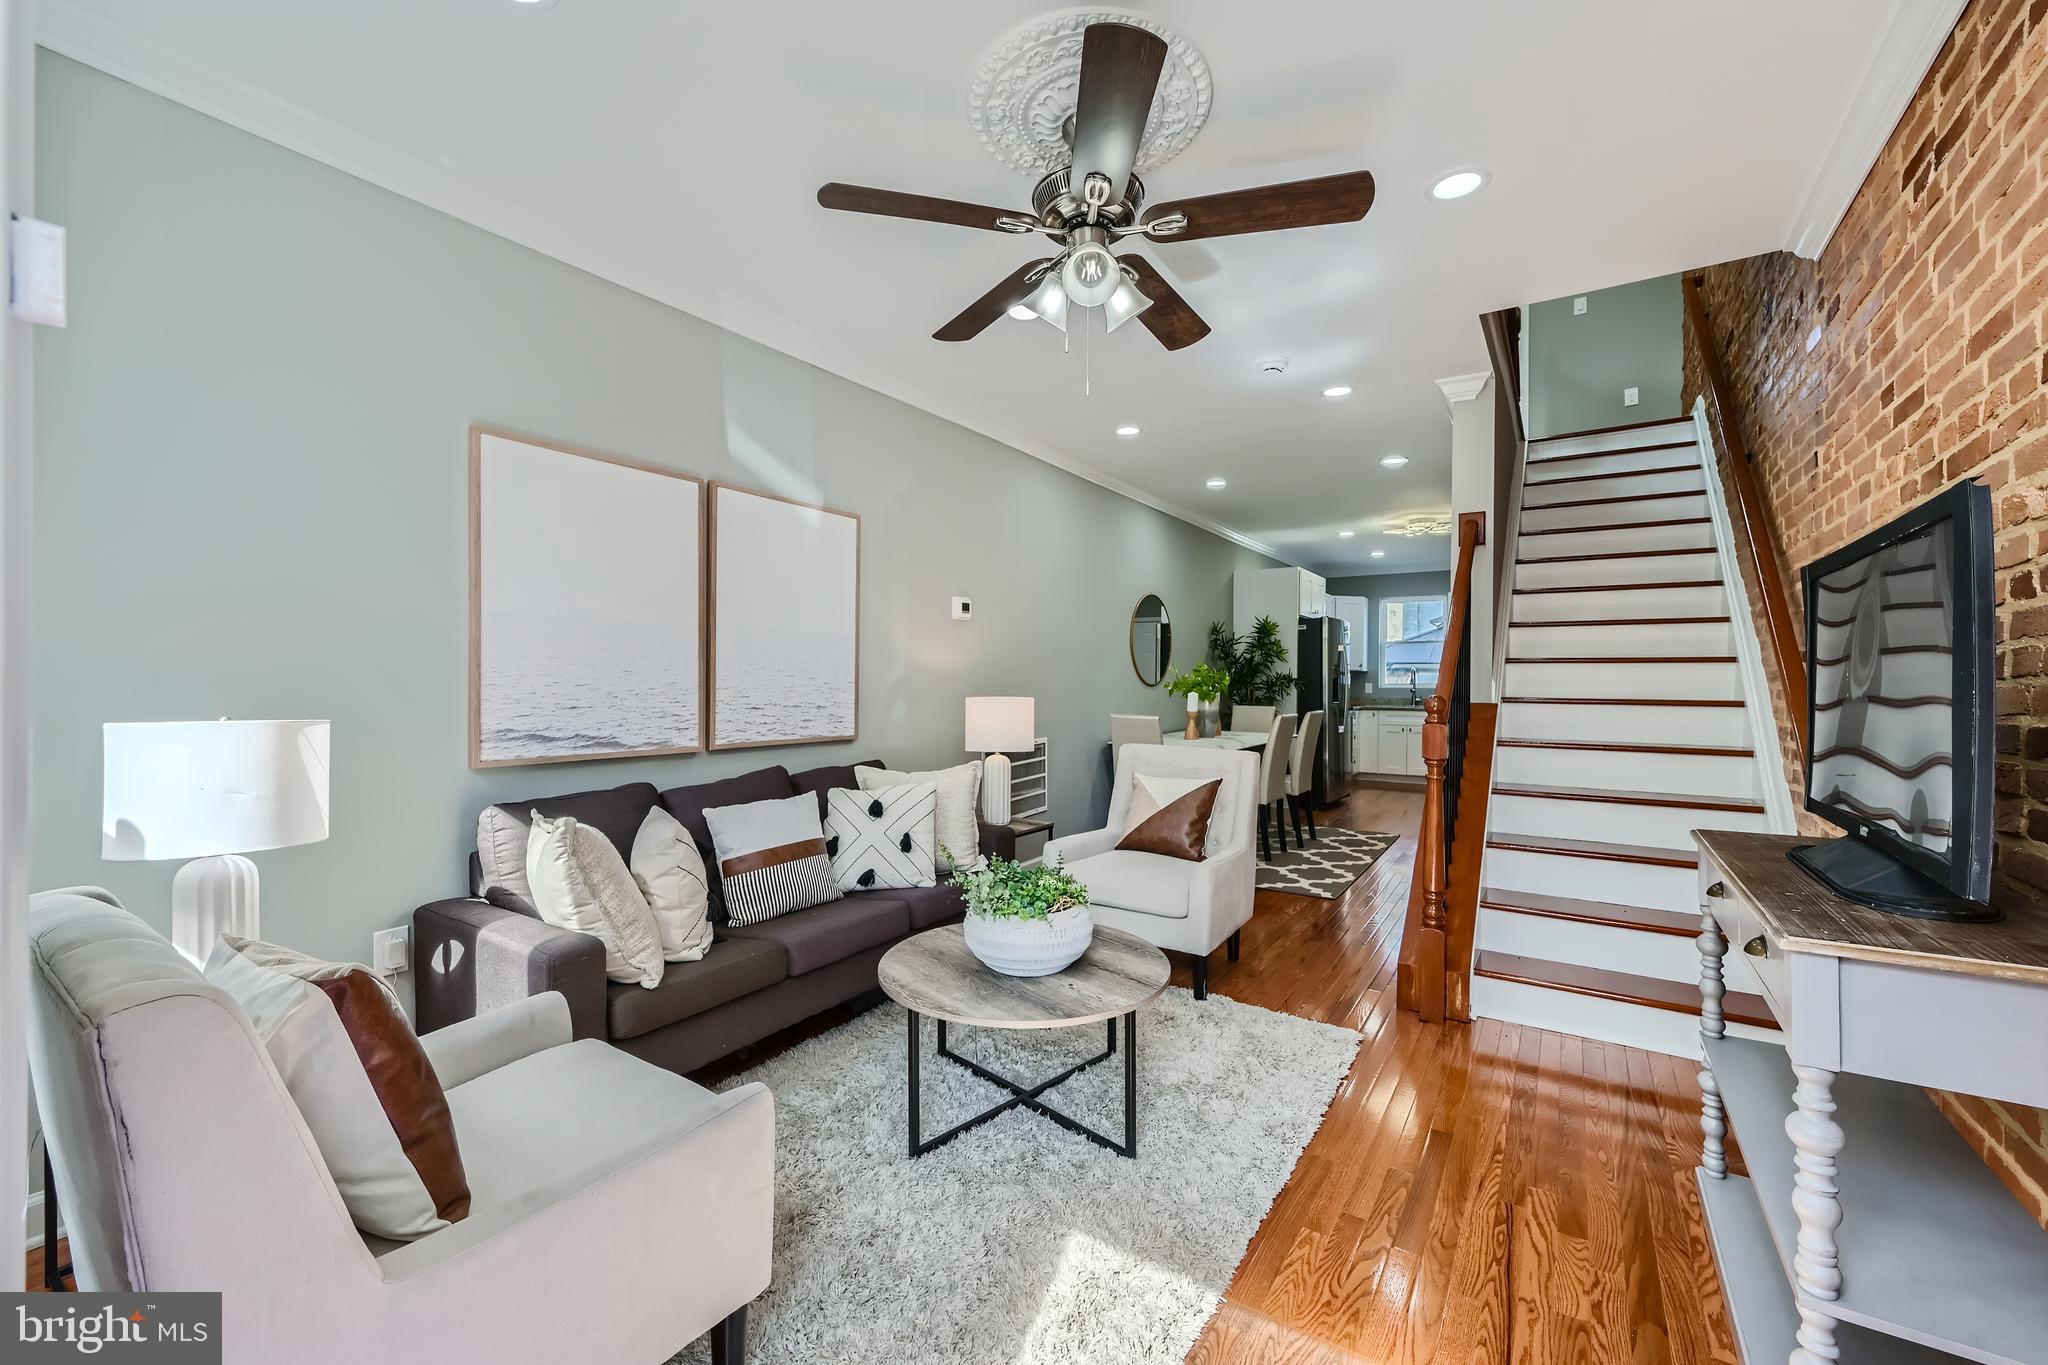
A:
878,924,1170,1159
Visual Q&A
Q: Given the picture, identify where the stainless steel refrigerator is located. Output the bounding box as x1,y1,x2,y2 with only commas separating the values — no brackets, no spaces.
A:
1296,615,1352,807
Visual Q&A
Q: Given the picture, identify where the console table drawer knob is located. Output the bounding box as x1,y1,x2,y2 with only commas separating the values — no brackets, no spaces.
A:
1706,881,1727,898
1743,935,1767,958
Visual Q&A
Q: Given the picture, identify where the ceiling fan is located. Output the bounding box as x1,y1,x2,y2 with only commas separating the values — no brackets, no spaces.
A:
816,20,1375,351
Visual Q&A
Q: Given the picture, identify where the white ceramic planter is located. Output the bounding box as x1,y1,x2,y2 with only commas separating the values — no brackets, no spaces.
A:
963,905,1094,977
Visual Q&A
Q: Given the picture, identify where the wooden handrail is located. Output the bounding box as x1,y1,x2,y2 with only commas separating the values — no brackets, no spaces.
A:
1399,510,1485,1023
1682,274,1809,759
1480,307,1525,445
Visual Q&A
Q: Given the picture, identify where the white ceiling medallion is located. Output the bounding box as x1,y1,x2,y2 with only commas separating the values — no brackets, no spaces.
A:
968,10,1214,178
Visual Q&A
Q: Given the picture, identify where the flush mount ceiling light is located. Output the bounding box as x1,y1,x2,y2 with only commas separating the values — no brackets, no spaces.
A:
1380,454,1409,468
1429,169,1488,201
1370,549,1386,558
1322,385,1353,399
1205,477,1227,489
1115,425,1141,437
1338,530,1355,538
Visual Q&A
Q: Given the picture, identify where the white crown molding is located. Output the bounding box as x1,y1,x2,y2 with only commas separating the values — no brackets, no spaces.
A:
1784,0,1965,260
1434,371,1489,411
33,2,1294,568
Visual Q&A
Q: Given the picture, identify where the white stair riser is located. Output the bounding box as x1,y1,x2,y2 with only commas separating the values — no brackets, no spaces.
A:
1513,551,1722,590
1498,702,1753,747
1519,520,1716,557
1523,468,1705,508
1494,745,1761,799
1504,659,1743,700
1527,421,1698,462
1512,584,1727,622
1471,976,1779,1059
1490,793,1772,847
1476,907,1773,988
1483,847,1698,912
1520,492,1710,532
1507,620,1736,657
1525,443,1701,483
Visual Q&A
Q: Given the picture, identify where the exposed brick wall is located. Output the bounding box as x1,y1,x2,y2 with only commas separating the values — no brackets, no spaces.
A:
1680,0,2048,1227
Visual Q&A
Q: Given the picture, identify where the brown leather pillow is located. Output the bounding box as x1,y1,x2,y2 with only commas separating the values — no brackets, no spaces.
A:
1115,775,1223,862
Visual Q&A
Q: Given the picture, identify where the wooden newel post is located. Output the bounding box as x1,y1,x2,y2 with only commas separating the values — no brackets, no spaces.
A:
1413,694,1451,1023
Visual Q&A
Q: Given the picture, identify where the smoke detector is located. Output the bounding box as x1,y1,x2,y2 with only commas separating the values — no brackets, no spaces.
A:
1260,356,1291,376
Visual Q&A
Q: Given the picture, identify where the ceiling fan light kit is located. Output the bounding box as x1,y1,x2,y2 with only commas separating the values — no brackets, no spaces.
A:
816,12,1376,353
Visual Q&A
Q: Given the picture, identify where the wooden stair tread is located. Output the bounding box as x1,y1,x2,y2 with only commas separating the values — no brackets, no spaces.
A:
1485,831,1698,868
1508,615,1732,627
1524,488,1705,512
1497,737,1754,758
1472,950,1775,1027
1514,579,1722,594
1524,463,1700,489
1492,782,1765,814
1518,546,1721,565
1529,437,1698,467
1500,695,1745,708
1521,516,1712,536
1478,887,1701,936
1506,654,1737,664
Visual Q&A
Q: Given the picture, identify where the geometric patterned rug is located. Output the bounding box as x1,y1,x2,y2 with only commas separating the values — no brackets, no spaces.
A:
1255,827,1399,898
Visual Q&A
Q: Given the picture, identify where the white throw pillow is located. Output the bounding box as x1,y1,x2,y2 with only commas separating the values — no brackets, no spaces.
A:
525,811,666,988
858,761,983,871
826,780,938,891
629,807,713,962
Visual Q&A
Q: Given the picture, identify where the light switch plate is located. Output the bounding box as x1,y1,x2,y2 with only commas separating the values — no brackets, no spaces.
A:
1572,295,1587,315
1623,386,1640,407
372,926,410,976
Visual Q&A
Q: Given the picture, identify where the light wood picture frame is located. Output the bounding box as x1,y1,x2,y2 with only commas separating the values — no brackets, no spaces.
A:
470,424,706,768
707,482,860,750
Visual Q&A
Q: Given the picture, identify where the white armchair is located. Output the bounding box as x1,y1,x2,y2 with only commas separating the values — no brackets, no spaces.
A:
27,888,773,1365
1044,746,1257,999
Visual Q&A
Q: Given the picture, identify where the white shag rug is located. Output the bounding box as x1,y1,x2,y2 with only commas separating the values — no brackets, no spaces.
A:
670,987,1361,1365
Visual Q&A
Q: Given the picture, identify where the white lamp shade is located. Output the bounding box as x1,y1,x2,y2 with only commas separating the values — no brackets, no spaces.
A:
964,697,1034,754
103,720,331,861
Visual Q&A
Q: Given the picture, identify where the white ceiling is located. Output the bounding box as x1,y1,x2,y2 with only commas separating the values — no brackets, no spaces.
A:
39,0,1953,574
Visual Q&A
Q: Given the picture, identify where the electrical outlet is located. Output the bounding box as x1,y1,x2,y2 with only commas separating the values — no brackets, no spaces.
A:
1623,386,1640,407
372,927,410,976
1572,295,1587,315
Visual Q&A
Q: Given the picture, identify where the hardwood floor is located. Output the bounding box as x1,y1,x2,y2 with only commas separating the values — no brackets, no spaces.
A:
28,784,1741,1364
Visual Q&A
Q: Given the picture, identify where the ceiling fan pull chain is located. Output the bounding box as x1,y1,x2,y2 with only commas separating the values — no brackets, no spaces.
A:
1085,302,1093,397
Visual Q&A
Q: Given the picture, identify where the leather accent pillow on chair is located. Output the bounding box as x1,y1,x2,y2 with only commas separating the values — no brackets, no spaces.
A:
629,807,714,962
526,811,667,988
1116,773,1223,862
205,936,470,1240
703,793,845,925
825,780,938,891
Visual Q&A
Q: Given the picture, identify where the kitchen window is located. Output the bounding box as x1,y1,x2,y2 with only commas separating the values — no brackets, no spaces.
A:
1380,594,1448,689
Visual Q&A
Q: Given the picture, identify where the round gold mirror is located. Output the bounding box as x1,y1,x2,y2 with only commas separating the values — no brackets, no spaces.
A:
1130,594,1171,686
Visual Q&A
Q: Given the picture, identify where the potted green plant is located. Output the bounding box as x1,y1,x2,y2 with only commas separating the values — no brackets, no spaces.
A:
1207,616,1298,728
1165,661,1231,738
945,849,1093,976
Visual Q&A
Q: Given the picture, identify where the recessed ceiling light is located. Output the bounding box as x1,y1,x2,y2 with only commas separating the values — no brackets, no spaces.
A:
509,0,558,7
1322,385,1353,399
1430,169,1487,200
1338,530,1355,538
1115,425,1141,438
1205,477,1227,489
1006,303,1036,321
1370,550,1386,558
1380,454,1409,468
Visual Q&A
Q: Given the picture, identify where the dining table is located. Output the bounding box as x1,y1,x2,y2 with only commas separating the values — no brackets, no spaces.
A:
1160,730,1268,752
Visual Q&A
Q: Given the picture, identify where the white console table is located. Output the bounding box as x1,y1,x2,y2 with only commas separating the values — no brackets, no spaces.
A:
1693,831,2048,1365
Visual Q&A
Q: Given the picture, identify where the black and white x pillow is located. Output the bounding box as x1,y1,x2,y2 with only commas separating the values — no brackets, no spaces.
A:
825,781,938,891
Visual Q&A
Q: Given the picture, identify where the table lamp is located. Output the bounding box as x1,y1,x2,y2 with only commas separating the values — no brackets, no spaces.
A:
964,697,1034,826
102,719,331,964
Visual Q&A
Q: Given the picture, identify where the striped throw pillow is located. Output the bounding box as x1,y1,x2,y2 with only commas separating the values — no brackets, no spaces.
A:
702,793,845,925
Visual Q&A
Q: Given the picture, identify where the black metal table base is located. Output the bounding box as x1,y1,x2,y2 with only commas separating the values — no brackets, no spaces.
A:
907,1011,1138,1158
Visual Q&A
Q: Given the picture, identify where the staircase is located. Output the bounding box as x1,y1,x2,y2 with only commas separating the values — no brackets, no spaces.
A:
1470,416,1786,1057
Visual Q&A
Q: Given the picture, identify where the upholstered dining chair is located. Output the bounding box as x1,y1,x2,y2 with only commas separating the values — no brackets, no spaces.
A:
1285,710,1325,844
1110,713,1163,752
1256,714,1297,861
1230,704,1276,733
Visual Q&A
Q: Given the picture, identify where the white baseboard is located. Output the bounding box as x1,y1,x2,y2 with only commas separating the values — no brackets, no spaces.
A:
24,1188,60,1253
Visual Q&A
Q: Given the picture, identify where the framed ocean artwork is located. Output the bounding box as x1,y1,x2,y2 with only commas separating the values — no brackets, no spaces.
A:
708,483,859,749
470,425,704,767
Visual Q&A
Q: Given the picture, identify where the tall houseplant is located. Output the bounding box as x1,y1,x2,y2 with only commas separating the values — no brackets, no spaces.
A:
1207,616,1297,727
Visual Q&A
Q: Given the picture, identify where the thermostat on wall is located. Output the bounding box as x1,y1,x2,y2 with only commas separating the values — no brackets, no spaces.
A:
951,596,973,621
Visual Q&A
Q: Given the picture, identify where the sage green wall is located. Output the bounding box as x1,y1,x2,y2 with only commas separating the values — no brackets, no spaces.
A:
1525,274,1683,439
30,54,1274,986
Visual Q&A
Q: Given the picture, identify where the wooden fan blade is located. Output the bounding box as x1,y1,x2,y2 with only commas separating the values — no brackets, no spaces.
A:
1068,23,1168,207
1120,256,1210,351
934,259,1054,343
1143,170,1377,241
817,183,1034,233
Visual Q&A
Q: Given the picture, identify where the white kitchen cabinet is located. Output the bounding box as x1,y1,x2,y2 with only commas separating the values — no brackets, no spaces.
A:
1349,709,1378,771
1374,710,1427,776
1329,595,1371,674
1405,724,1425,775
1298,571,1328,619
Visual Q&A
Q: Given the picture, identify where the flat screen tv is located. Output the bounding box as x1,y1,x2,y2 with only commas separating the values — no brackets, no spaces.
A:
1793,478,1998,921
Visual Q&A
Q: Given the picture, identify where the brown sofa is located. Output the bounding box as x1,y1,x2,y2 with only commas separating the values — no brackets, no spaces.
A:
413,759,1014,1076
